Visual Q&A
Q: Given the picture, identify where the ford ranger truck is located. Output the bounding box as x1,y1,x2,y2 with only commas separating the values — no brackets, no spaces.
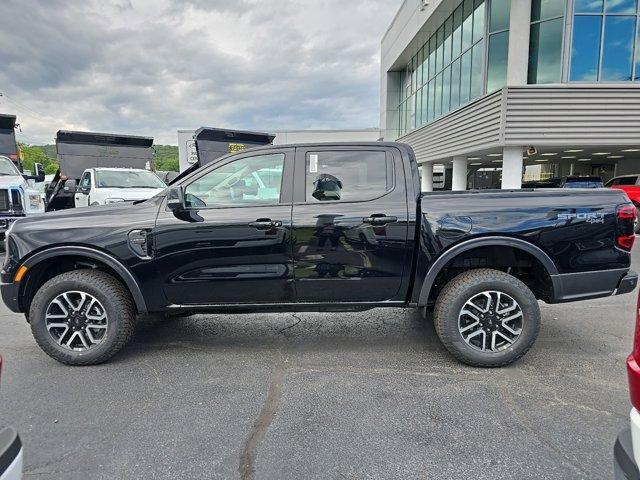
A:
0,142,637,367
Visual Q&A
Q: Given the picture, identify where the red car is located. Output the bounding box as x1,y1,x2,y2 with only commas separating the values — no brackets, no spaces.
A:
607,175,640,232
615,290,640,478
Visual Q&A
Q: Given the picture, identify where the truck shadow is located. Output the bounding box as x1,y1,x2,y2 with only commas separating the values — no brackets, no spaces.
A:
113,308,451,363
110,303,623,370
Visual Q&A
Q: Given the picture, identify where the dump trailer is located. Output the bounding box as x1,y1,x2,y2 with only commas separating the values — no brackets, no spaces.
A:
195,127,275,166
46,130,154,210
168,127,274,185
0,114,22,171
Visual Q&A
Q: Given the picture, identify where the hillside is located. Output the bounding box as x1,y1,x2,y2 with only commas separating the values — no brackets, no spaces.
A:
18,144,180,173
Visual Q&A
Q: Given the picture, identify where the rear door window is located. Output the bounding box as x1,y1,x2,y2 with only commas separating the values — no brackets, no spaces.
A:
305,150,394,203
618,176,639,186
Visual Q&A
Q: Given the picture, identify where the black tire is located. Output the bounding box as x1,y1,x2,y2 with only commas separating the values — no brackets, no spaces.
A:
29,269,136,365
433,268,540,368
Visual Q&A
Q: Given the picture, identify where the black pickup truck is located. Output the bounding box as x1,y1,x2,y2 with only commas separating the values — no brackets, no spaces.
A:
0,142,637,367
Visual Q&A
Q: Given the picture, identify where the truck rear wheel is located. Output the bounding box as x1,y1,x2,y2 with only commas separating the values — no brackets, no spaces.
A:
433,268,540,368
29,270,135,365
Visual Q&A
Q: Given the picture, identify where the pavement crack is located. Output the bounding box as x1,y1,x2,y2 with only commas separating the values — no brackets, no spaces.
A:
239,357,285,480
278,313,302,335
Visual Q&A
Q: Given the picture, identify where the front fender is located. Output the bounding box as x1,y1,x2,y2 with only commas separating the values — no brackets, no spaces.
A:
19,245,148,313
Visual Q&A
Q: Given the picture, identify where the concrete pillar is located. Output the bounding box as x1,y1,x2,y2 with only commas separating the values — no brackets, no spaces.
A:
421,163,434,192
502,146,523,189
452,157,468,191
507,0,532,86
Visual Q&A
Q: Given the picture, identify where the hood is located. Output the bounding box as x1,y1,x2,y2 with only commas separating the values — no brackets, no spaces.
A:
98,187,165,201
10,195,165,233
8,195,166,258
0,175,26,189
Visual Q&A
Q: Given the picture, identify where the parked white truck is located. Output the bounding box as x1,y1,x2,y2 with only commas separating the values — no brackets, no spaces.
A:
0,114,45,245
46,130,160,210
74,167,165,207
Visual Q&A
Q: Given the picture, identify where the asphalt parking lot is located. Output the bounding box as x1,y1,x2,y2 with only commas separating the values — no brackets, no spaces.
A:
0,248,638,480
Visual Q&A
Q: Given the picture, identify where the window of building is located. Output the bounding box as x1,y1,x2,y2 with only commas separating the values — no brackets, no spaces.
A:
397,0,490,136
305,151,393,203
570,0,640,82
486,0,510,93
489,0,510,31
528,0,565,84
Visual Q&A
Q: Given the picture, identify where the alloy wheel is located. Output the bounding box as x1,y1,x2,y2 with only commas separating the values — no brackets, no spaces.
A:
457,290,523,353
45,291,108,351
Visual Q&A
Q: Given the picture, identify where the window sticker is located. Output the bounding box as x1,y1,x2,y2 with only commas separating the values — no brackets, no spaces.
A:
309,154,318,173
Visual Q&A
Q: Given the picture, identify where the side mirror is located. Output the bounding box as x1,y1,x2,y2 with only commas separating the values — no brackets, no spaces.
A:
166,186,185,211
34,163,45,183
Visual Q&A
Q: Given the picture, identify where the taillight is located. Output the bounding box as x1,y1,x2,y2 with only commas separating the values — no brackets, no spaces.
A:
616,204,636,251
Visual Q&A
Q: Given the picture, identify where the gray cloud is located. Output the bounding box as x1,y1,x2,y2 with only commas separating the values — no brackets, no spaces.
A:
0,0,398,144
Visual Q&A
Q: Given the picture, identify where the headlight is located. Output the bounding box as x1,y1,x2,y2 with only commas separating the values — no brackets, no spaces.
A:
105,198,125,204
29,194,41,207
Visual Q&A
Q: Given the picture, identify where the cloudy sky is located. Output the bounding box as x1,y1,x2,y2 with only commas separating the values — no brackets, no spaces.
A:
0,0,398,145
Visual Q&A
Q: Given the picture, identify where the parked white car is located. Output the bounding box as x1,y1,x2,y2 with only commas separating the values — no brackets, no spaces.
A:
74,168,166,207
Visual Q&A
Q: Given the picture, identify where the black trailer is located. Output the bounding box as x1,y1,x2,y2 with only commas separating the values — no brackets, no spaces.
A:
194,127,275,166
46,130,154,210
169,127,274,186
0,114,22,170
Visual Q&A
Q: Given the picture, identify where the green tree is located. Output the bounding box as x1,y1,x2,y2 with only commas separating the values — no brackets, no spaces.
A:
153,145,179,172
18,143,59,175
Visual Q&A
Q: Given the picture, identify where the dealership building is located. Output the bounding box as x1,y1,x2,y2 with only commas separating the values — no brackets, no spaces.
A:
381,0,640,190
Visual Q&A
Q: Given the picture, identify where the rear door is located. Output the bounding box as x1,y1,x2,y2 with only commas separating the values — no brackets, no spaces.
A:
291,146,409,303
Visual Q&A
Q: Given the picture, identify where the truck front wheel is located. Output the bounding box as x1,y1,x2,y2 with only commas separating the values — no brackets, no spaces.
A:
433,268,540,368
29,270,136,365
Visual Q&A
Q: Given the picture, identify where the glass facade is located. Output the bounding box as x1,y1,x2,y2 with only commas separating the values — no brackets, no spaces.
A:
395,0,640,137
570,0,640,81
398,0,514,137
528,0,565,84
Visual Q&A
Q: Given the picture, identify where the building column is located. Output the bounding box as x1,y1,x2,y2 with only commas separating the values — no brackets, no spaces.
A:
421,163,434,192
502,146,523,189
452,156,467,191
507,0,532,86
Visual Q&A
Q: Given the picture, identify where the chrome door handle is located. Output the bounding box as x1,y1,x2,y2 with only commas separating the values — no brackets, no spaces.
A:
249,218,282,229
363,215,397,225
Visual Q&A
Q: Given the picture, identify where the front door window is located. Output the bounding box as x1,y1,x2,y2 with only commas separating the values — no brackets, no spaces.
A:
185,153,285,208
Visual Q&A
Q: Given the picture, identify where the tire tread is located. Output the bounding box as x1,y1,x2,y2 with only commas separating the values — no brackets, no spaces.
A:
433,268,540,368
29,269,135,365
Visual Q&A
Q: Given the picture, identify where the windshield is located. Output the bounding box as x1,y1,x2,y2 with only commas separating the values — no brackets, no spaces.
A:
563,180,604,188
95,170,166,189
0,155,21,176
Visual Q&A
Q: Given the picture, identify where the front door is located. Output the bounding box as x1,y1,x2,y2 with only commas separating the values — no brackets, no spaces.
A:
75,171,91,207
154,149,295,305
291,146,409,303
